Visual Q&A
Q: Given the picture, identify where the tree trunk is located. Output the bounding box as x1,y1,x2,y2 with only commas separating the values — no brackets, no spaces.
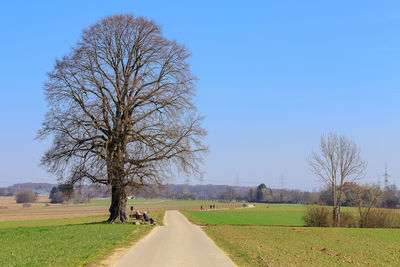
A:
333,206,338,226
108,183,127,222
337,175,345,226
336,186,342,225
332,183,338,226
337,198,341,225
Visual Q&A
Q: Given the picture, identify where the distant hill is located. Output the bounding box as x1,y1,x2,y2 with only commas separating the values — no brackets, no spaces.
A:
0,182,56,196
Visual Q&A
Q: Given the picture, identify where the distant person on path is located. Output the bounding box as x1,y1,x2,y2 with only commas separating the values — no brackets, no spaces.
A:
212,204,215,210
200,205,203,211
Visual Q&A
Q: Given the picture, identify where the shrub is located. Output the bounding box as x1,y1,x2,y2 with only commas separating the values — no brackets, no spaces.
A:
15,190,38,203
22,203,32,208
0,206,8,210
303,205,331,227
338,211,358,228
360,208,400,228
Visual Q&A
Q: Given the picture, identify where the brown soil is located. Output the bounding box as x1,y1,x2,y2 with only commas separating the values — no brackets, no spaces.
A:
0,196,242,221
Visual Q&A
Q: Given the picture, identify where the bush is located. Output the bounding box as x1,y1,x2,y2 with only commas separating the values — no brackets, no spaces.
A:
303,205,331,227
360,208,400,228
15,190,38,203
338,211,358,228
22,203,32,208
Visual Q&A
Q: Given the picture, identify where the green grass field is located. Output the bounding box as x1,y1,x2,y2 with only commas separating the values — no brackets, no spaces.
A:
0,216,107,229
183,204,306,226
3,198,399,267
182,204,400,266
0,197,240,266
0,211,163,267
184,210,305,226
204,225,400,266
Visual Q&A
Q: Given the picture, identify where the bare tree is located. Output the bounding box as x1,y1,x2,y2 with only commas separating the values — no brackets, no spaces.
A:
38,14,207,222
355,184,383,227
308,133,366,226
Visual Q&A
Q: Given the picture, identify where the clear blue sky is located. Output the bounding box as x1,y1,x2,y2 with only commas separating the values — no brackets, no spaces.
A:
1,1,399,190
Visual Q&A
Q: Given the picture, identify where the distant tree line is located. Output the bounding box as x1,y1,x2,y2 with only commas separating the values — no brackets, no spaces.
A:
163,184,318,204
0,183,54,196
162,182,399,209
165,184,250,200
2,181,399,209
246,184,318,204
319,183,399,209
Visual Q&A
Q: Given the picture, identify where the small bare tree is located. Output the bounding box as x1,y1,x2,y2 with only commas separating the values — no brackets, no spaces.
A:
308,133,366,226
38,14,207,222
355,184,383,227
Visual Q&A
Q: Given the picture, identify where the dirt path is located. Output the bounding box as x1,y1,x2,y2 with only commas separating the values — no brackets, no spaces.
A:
112,210,236,267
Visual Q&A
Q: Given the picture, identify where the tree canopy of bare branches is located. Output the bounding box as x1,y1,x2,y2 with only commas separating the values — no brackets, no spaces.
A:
308,133,366,226
38,14,208,222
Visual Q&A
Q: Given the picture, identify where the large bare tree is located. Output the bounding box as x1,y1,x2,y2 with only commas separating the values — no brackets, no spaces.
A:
308,133,366,226
38,14,207,222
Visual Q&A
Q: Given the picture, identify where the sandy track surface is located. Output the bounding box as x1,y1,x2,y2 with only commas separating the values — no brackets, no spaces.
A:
113,210,236,267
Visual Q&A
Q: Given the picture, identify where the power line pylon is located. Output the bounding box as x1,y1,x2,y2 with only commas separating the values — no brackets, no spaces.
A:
235,174,239,188
383,163,390,190
199,173,204,199
183,176,190,195
280,174,285,189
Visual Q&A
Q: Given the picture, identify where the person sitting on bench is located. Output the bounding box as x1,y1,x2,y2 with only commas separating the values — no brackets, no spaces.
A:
143,212,150,222
134,211,143,220
142,211,156,225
